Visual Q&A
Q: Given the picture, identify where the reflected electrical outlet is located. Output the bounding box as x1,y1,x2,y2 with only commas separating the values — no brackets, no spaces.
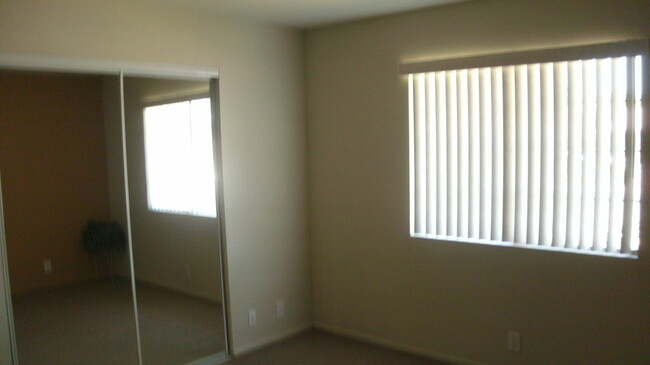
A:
43,259,52,274
276,300,285,318
248,309,257,327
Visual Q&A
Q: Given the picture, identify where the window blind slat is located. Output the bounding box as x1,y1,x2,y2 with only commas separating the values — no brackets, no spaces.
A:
527,64,542,246
408,75,415,235
414,74,427,234
605,58,625,252
426,74,437,235
458,70,469,238
491,68,504,241
539,63,555,246
631,56,643,252
621,57,637,254
594,59,612,251
579,60,597,250
515,65,529,244
552,62,568,247
437,72,448,236
479,68,493,240
502,66,516,243
566,61,583,249
447,71,458,237
469,69,481,239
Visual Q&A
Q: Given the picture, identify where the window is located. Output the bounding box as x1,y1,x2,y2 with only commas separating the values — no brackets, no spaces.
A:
143,97,217,218
401,40,647,257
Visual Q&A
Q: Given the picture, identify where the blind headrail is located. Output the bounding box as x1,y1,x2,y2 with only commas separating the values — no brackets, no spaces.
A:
399,39,649,74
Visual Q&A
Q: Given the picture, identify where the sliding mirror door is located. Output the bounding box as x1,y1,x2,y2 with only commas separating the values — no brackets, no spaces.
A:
0,70,140,364
121,76,226,364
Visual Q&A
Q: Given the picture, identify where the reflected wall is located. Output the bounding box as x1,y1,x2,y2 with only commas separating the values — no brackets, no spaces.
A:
0,71,140,364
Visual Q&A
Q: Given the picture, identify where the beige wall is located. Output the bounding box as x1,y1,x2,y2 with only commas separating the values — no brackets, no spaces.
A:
306,0,650,364
0,72,111,294
0,0,311,354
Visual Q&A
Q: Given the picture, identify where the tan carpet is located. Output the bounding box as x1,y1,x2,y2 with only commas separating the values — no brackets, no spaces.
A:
12,279,225,365
136,283,225,364
225,330,452,365
14,281,448,364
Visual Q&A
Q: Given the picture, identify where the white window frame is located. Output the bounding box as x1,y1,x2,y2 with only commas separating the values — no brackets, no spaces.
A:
400,40,648,258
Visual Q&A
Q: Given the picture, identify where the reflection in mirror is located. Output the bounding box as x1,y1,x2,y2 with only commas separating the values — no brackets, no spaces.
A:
0,71,140,364
122,76,225,364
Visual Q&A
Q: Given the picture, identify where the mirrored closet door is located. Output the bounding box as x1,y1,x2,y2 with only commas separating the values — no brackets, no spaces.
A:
0,65,227,365
0,70,140,364
122,76,226,364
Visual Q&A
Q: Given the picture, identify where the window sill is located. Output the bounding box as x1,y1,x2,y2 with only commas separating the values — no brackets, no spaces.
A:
410,233,638,259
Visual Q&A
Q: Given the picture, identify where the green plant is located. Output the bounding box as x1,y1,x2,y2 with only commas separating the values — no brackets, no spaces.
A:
82,220,127,280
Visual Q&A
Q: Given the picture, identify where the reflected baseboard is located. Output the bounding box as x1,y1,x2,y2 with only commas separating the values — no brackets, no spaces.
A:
134,276,221,304
11,276,130,297
185,351,229,365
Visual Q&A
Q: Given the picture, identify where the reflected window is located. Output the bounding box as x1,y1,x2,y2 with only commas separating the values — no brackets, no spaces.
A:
143,97,217,218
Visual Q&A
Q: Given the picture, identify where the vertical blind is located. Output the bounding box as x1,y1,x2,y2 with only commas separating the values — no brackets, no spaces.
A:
143,97,217,218
404,41,646,256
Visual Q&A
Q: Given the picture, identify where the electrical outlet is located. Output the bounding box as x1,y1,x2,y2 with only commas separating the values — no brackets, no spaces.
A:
276,300,285,318
43,259,52,274
248,309,257,327
508,331,521,353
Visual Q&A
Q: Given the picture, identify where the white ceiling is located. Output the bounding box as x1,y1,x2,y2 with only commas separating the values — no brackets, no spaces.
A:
150,0,468,28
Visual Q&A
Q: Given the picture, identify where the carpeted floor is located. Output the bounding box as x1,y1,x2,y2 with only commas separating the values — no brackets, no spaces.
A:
13,281,449,365
136,282,225,364
12,279,225,365
224,330,451,365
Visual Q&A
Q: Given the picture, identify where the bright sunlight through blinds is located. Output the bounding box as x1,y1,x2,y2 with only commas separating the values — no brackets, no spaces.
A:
143,98,217,218
407,51,644,256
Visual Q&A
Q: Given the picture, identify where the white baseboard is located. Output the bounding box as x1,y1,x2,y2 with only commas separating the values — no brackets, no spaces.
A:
314,322,487,365
233,323,312,356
